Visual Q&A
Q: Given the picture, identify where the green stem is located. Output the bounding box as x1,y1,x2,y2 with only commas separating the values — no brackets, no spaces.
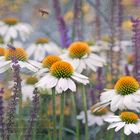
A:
45,96,52,140
52,88,57,140
71,93,80,140
121,129,125,140
59,93,65,140
81,85,89,140
18,93,23,140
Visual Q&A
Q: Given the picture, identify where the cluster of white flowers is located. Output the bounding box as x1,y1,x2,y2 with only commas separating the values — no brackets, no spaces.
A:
0,17,106,101
94,76,140,135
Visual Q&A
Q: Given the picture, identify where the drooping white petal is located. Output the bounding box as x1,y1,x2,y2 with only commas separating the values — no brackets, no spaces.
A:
21,61,38,72
55,82,63,94
110,95,122,112
104,116,121,123
58,78,69,91
85,59,97,71
115,122,125,132
27,60,42,69
123,95,138,111
73,72,89,79
72,75,89,85
0,61,11,73
36,74,58,89
100,90,116,102
68,78,76,92
124,124,131,135
107,122,122,130
128,124,139,134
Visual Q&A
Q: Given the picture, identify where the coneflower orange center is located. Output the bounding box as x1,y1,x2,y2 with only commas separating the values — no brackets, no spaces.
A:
5,48,28,61
90,107,108,116
50,61,74,78
0,48,5,56
26,76,38,85
68,41,91,58
114,76,139,95
3,17,19,25
36,37,49,44
120,112,138,123
42,55,61,69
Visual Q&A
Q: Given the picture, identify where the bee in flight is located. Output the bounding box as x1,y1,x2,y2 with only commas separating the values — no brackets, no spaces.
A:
39,8,49,16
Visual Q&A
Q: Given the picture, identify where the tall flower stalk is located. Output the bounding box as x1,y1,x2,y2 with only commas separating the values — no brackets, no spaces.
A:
115,0,123,77
81,85,89,140
0,88,5,139
5,57,22,139
52,88,57,140
52,0,70,48
24,88,40,140
71,93,80,140
109,0,123,80
131,17,140,82
59,93,65,140
73,0,83,40
95,0,101,40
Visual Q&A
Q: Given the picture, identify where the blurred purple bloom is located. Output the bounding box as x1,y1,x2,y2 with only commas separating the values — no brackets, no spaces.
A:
52,0,70,48
131,17,140,82
24,88,40,140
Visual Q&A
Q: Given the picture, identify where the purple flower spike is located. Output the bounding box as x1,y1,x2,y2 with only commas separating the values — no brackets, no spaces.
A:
0,88,5,139
52,0,70,48
73,0,83,40
4,57,22,139
24,88,40,140
131,18,140,82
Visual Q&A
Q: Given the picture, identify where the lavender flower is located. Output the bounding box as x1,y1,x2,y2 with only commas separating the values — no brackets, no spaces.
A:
95,0,101,40
0,88,5,139
5,57,22,139
24,88,40,140
131,18,140,82
73,0,83,40
52,0,70,48
109,0,123,79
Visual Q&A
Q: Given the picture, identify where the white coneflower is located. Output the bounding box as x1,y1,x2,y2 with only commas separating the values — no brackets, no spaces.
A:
94,76,140,112
36,55,62,77
60,41,105,73
0,48,41,73
77,107,113,126
36,61,89,93
0,17,32,42
27,37,62,61
105,111,140,135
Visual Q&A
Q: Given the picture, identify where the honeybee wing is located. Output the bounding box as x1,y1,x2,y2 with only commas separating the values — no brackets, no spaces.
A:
39,8,49,16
